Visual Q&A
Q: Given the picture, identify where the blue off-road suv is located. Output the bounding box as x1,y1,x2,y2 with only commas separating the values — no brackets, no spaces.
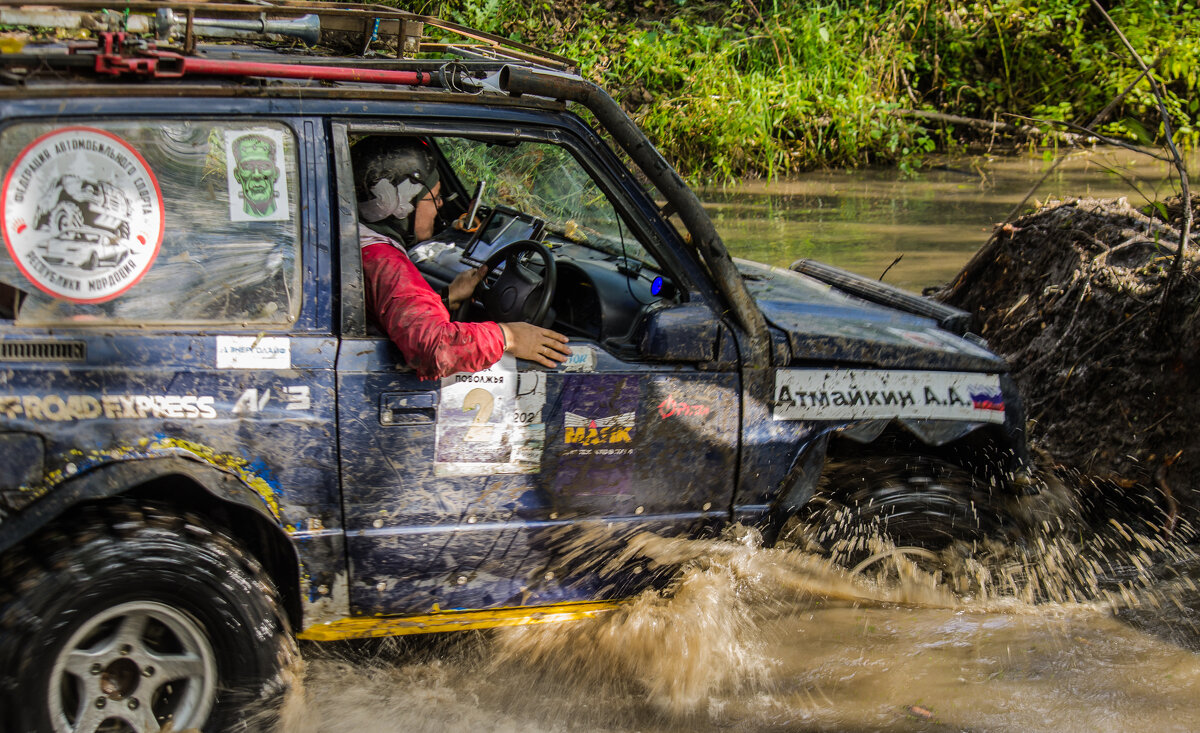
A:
0,3,1033,731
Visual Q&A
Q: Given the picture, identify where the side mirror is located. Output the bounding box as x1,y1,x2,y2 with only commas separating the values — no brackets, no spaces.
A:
637,303,718,362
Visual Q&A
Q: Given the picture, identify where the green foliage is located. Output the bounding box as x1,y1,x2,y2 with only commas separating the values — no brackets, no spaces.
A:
433,0,1200,181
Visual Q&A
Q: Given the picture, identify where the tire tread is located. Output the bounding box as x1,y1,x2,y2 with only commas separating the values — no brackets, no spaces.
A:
0,499,296,733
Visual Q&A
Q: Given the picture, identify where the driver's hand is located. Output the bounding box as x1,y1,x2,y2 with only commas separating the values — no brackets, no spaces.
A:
447,265,488,311
499,322,571,368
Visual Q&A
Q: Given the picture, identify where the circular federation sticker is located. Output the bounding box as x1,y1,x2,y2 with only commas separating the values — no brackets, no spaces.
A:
1,127,164,303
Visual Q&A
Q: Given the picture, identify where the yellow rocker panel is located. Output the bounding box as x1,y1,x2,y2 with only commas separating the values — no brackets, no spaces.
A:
298,600,622,641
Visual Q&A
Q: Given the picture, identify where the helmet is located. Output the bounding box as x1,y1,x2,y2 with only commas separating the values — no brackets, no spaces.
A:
351,137,441,224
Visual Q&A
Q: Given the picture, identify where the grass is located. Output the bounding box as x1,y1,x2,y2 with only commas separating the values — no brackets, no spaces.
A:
420,0,1200,182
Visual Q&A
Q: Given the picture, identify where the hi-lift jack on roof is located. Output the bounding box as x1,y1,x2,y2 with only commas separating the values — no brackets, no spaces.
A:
72,31,479,91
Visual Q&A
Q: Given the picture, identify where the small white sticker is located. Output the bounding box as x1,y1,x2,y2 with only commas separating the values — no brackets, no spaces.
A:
224,129,289,223
561,345,597,372
216,336,291,369
773,369,1005,423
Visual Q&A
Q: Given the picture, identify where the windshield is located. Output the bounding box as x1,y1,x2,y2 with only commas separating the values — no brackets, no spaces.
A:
436,137,658,269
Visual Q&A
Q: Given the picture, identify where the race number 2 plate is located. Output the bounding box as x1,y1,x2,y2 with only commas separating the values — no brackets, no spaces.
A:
434,355,548,476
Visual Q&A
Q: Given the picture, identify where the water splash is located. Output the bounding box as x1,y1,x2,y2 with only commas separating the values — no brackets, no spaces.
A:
271,482,1200,731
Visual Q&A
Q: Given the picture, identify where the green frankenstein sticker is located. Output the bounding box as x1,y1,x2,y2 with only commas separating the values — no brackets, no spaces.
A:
224,129,289,222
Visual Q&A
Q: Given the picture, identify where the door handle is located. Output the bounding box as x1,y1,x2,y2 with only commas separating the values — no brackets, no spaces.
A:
380,391,437,425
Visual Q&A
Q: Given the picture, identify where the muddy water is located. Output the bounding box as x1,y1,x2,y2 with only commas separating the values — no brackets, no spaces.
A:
283,149,1200,732
710,146,1196,291
284,521,1200,732
291,610,1200,732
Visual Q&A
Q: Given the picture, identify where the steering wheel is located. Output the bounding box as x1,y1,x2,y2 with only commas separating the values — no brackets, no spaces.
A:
458,239,557,325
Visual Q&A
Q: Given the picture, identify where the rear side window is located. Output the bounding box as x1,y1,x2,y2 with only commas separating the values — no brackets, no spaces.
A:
0,120,300,326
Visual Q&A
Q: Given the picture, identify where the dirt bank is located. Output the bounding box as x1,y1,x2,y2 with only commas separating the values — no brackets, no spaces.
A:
940,195,1200,529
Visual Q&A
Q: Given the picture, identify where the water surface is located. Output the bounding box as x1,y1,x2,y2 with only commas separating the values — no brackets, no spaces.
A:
711,147,1194,291
284,525,1200,732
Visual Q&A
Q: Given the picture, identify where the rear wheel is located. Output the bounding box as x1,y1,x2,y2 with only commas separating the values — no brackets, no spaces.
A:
0,502,296,733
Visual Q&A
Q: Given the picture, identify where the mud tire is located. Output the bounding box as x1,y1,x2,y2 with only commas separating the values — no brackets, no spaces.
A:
0,501,296,733
796,454,1006,557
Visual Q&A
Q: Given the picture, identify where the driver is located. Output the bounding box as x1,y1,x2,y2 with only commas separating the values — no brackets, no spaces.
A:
352,136,571,379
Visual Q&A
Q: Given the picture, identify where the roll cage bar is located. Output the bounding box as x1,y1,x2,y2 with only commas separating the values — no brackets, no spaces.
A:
0,0,577,71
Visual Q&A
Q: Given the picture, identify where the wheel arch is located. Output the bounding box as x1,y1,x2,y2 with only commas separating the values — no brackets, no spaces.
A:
0,456,303,631
825,422,1031,489
767,420,1032,536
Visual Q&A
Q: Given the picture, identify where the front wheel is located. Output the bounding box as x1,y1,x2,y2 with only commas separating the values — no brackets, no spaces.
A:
788,454,1011,564
0,502,297,733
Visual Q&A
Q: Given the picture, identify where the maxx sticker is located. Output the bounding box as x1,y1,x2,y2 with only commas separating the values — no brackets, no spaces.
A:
552,374,640,499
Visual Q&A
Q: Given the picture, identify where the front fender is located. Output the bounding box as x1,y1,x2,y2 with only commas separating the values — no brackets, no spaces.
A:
0,454,282,555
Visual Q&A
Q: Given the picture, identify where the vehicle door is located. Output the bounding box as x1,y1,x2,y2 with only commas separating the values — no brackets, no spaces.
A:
333,120,740,618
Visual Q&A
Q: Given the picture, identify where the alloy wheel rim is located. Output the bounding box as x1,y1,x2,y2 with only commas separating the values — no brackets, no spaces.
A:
48,600,217,733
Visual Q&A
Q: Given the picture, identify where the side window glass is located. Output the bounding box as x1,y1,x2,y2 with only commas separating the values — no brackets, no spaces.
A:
437,137,660,271
0,121,301,326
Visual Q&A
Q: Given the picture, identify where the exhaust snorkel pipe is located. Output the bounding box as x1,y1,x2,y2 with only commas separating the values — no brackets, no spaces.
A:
498,65,771,365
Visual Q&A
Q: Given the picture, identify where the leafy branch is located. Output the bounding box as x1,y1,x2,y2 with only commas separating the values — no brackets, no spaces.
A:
1088,0,1193,333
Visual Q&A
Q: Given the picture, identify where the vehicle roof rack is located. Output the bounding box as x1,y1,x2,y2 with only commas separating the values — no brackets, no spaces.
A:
0,0,579,84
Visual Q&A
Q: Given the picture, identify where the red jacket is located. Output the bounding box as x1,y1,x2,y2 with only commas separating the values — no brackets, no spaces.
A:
360,226,504,379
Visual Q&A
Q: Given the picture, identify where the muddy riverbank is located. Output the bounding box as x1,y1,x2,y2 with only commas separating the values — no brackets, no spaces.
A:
942,194,1200,526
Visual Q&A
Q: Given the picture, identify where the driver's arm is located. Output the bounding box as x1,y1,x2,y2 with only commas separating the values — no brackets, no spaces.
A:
362,226,571,376
364,240,505,379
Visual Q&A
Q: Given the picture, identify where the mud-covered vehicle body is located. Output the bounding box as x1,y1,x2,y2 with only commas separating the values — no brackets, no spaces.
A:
0,3,1031,731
